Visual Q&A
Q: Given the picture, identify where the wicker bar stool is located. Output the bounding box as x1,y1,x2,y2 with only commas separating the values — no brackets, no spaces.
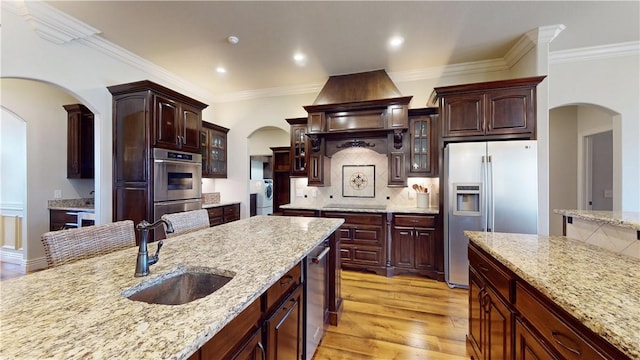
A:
41,220,136,268
161,209,210,238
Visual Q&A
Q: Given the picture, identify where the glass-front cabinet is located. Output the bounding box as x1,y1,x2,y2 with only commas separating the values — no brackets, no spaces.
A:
408,108,438,177
287,117,308,177
201,121,229,178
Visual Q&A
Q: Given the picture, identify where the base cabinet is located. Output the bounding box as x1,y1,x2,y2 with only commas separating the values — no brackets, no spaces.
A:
192,262,307,360
265,286,303,360
391,214,440,278
468,242,631,360
205,203,240,226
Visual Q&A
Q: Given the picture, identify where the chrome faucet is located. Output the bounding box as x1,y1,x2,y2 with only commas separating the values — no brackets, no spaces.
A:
134,219,174,277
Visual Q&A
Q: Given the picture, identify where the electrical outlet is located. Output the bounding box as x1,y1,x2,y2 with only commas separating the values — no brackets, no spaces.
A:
54,190,62,199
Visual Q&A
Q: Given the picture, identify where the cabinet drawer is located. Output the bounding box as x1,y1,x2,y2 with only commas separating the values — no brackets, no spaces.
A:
223,204,239,216
200,297,261,360
352,246,383,265
393,214,435,228
324,212,384,226
515,282,607,360
207,207,223,217
468,244,513,302
264,262,302,314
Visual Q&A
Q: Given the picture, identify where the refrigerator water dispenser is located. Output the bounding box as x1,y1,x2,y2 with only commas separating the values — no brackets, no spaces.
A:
453,184,481,216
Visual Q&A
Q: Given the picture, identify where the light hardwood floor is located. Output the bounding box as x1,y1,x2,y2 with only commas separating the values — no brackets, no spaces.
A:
315,270,470,360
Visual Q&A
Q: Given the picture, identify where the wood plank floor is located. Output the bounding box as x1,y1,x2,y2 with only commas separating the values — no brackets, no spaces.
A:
314,270,469,360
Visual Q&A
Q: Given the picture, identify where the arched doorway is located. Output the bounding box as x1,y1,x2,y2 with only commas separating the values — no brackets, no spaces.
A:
548,103,619,235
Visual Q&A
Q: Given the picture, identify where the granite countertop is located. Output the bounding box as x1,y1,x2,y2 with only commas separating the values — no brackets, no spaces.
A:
0,216,344,359
280,203,439,215
554,209,640,231
201,201,241,209
48,198,95,212
465,231,640,359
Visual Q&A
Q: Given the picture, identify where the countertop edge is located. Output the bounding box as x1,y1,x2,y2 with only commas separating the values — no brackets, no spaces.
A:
553,209,640,231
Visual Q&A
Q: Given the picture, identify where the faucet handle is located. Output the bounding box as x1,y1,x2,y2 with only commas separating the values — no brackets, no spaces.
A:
148,241,163,266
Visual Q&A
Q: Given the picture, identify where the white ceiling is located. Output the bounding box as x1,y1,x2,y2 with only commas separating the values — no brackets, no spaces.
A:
47,1,639,97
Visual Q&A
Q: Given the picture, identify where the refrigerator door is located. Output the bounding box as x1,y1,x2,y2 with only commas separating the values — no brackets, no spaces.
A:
488,140,538,234
444,142,486,288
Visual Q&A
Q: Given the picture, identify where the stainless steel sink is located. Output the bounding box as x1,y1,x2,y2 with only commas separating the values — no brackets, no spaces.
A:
123,267,235,305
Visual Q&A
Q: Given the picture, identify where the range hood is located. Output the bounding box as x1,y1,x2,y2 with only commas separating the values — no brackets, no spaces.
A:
308,69,410,108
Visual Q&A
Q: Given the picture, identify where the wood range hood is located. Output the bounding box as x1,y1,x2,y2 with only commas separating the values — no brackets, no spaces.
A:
303,69,413,156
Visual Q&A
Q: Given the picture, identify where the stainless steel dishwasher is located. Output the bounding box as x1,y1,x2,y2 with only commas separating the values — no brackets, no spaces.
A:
304,240,330,360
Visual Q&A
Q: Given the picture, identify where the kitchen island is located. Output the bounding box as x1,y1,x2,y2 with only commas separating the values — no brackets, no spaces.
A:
466,230,639,359
0,216,343,359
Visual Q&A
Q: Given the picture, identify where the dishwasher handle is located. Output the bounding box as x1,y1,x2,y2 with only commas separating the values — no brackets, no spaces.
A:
311,247,330,264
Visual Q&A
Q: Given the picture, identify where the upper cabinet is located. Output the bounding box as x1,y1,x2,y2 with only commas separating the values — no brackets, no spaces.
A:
153,95,202,153
434,76,545,142
286,117,307,177
63,104,94,179
408,108,439,177
201,121,229,178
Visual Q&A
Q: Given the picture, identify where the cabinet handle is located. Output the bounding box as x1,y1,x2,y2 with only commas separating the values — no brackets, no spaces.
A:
551,330,582,356
280,274,294,286
257,341,266,360
478,264,490,273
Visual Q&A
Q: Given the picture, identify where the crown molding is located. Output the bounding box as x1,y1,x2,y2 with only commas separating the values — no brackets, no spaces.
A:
526,24,566,45
19,1,100,44
550,41,640,64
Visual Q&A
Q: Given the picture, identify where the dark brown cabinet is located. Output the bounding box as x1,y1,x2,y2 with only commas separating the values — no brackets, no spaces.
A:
201,122,229,178
265,285,303,360
271,146,291,214
468,244,514,360
435,76,545,141
205,203,240,226
408,108,438,177
323,212,387,276
391,214,438,277
286,118,307,177
153,95,201,153
108,80,208,239
468,241,629,360
63,104,94,179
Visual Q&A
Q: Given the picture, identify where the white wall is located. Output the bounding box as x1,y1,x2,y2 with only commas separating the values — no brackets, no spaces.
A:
0,108,27,209
550,54,640,211
0,79,94,264
549,106,578,235
248,127,290,156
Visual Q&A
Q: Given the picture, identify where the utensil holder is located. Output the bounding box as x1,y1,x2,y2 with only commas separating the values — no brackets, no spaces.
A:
417,193,429,208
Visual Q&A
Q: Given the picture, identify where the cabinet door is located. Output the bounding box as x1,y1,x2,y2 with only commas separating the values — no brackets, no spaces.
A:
181,103,201,153
308,154,330,186
468,268,485,360
485,285,513,360
154,95,180,149
265,286,303,360
414,228,436,270
290,125,307,177
409,115,437,176
200,130,209,175
209,129,227,177
392,227,414,268
231,329,265,360
387,104,408,128
388,151,407,186
515,319,560,360
485,87,534,137
441,93,484,138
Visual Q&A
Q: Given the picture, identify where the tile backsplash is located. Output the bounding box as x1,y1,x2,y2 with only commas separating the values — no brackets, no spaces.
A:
290,148,438,208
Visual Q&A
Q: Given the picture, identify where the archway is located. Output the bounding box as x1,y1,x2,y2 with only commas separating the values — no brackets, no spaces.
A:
548,103,620,235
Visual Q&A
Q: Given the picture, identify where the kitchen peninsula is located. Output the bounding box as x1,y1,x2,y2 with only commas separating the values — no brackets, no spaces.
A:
466,231,639,359
0,216,343,359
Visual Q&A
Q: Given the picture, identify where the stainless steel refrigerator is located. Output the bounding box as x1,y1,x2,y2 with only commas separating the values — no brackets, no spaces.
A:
444,140,538,288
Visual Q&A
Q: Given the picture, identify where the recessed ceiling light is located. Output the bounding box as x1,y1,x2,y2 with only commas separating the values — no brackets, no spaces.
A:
216,67,227,74
389,36,404,48
293,52,307,66
226,35,239,45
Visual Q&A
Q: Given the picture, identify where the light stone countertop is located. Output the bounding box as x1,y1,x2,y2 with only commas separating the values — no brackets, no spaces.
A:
554,209,640,231
280,203,439,214
201,201,241,209
48,198,95,212
0,216,344,359
465,231,640,359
